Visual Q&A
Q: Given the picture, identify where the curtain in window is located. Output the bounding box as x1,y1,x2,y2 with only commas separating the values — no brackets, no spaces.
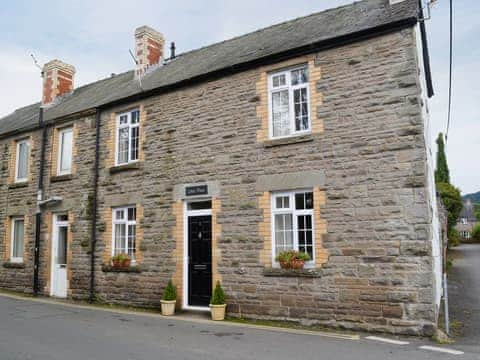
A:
12,220,24,258
17,142,29,179
60,130,73,173
117,128,129,164
272,90,290,137
274,214,293,255
114,223,126,255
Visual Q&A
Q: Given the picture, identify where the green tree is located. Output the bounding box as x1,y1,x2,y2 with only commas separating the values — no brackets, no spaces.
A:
435,133,450,184
472,224,480,243
437,182,463,246
474,203,480,222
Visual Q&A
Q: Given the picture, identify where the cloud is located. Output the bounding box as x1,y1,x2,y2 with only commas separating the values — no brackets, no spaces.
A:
0,48,43,117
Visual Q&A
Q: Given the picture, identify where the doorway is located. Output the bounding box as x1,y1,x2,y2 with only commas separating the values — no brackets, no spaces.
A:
50,214,68,298
184,200,212,308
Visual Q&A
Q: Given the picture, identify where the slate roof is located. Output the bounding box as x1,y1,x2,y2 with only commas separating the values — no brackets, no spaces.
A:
460,199,477,222
0,0,420,137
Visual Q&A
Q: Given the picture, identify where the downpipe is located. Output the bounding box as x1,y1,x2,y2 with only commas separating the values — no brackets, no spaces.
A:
33,107,46,296
89,109,101,303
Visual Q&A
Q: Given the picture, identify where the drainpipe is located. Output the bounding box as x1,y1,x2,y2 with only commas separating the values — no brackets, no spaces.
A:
33,106,46,296
89,109,101,303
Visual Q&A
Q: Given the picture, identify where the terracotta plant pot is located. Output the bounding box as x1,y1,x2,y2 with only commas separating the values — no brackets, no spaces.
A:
160,300,176,316
279,261,291,269
122,258,131,268
210,304,227,321
290,259,305,270
112,259,122,268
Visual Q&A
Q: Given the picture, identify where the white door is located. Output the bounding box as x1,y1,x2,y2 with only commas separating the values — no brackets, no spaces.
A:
51,214,68,298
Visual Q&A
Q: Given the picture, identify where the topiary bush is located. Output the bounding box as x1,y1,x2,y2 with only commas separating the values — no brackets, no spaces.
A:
162,280,177,301
210,281,226,305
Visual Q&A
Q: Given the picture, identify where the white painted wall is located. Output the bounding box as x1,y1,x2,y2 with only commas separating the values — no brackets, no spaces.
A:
414,22,443,312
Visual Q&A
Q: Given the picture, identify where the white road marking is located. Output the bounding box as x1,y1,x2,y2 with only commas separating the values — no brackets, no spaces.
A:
365,336,409,345
419,345,464,355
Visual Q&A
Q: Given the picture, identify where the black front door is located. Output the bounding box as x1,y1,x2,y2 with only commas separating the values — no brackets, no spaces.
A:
188,215,212,307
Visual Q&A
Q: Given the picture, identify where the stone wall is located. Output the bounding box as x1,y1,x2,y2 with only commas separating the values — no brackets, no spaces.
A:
0,115,96,298
91,27,435,334
0,130,39,293
0,27,436,335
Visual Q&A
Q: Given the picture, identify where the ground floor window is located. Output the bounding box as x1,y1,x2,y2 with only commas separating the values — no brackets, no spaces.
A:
271,190,314,263
112,207,136,260
462,231,471,239
10,217,24,263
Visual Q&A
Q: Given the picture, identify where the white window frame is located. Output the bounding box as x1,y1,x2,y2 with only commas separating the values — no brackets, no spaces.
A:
112,206,137,262
57,127,73,175
115,109,140,166
15,139,30,183
10,217,25,263
270,190,315,267
267,65,310,139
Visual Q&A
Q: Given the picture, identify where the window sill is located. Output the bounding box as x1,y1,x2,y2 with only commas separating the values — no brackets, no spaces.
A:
101,264,143,273
263,267,321,278
3,261,25,269
263,134,314,148
8,182,29,190
109,162,142,174
50,174,73,183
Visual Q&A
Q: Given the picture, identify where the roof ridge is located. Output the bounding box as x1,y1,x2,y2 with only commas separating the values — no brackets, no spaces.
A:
0,102,40,122
173,0,376,60
72,69,134,93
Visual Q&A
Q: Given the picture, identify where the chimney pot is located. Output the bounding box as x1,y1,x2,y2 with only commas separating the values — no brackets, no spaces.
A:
42,59,75,106
135,26,164,78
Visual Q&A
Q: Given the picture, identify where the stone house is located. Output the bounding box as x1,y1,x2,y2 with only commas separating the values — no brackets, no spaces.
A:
0,0,443,335
456,199,478,241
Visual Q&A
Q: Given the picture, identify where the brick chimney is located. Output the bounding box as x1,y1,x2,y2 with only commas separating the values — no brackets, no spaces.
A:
135,26,164,78
42,59,75,106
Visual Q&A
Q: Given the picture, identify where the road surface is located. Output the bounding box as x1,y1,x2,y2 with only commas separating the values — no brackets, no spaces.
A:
0,295,476,360
448,243,480,354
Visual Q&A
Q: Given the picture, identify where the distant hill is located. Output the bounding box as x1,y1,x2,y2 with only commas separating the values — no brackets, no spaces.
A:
463,191,480,203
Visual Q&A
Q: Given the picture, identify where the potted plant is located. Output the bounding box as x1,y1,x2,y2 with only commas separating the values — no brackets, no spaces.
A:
160,280,177,316
209,281,226,321
275,250,310,270
111,253,131,269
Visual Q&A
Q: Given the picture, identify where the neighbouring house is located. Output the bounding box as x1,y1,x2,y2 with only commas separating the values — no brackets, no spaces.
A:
0,0,444,335
456,199,478,241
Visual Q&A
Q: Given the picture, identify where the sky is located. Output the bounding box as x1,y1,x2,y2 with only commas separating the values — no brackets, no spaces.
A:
0,0,478,194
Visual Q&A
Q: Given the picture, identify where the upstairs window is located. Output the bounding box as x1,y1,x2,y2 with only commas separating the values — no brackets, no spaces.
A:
57,127,73,175
15,139,30,182
116,109,140,165
271,190,314,264
10,217,25,263
112,207,137,260
268,66,310,138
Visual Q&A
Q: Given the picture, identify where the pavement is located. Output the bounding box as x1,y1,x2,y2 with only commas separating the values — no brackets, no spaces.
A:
447,243,480,353
0,294,477,360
